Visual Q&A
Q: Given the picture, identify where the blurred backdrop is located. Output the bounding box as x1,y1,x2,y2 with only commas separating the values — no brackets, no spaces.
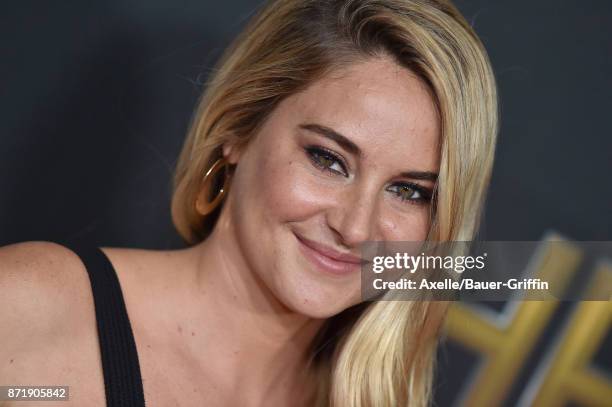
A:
1,1,610,406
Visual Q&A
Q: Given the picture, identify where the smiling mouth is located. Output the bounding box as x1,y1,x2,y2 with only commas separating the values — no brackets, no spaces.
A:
293,232,366,276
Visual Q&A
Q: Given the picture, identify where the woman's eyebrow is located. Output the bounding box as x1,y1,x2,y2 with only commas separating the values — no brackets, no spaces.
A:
298,122,438,182
398,171,438,182
298,123,361,156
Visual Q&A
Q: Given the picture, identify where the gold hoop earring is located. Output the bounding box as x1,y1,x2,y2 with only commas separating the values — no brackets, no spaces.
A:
195,157,231,216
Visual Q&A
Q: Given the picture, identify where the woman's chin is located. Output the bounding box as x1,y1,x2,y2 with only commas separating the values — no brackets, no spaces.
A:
274,278,361,319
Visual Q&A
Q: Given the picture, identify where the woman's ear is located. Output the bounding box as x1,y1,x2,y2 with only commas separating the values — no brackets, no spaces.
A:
222,142,242,165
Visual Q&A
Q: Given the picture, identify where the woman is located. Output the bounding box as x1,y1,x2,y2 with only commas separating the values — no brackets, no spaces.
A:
0,0,497,405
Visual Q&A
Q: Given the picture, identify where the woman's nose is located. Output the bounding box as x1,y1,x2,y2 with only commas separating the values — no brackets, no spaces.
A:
325,184,379,248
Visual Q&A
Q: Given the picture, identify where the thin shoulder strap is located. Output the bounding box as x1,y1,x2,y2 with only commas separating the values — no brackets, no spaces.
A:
65,243,146,407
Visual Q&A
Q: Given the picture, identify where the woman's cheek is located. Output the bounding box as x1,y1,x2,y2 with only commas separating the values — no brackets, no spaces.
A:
260,158,337,222
379,207,431,241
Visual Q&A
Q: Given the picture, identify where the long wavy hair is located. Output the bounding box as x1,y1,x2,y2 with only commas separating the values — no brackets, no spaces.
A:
171,0,498,405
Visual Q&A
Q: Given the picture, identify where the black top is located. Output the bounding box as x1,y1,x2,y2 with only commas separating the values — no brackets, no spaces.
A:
65,243,146,407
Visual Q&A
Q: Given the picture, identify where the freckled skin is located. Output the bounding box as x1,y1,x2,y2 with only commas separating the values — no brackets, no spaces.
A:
222,55,440,319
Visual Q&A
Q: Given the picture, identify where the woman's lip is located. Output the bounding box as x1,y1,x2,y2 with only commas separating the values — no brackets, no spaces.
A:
295,233,363,263
294,232,365,276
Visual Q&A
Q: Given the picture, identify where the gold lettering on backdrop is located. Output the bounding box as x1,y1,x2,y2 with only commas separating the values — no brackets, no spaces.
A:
444,235,583,407
526,263,612,406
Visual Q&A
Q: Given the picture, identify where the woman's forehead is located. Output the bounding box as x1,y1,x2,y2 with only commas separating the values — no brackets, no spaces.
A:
281,57,440,171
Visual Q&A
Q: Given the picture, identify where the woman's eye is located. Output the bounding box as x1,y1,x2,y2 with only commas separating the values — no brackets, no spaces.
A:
386,183,431,205
305,146,348,177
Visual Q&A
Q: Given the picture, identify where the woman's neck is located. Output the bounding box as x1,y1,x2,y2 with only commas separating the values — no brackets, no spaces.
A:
180,216,325,404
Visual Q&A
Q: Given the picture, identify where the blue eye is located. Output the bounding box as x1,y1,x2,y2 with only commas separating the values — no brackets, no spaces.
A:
305,146,348,177
386,183,432,205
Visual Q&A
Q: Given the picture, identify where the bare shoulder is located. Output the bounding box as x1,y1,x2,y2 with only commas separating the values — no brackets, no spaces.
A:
0,240,84,276
0,241,93,363
0,241,107,404
98,245,197,295
0,241,89,309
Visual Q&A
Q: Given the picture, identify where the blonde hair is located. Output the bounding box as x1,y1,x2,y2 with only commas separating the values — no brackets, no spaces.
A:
171,0,498,405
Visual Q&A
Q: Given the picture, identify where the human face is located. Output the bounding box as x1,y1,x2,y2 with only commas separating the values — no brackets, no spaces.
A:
224,55,440,318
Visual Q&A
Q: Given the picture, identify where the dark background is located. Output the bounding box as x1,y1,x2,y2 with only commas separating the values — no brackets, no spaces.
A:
2,1,610,405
